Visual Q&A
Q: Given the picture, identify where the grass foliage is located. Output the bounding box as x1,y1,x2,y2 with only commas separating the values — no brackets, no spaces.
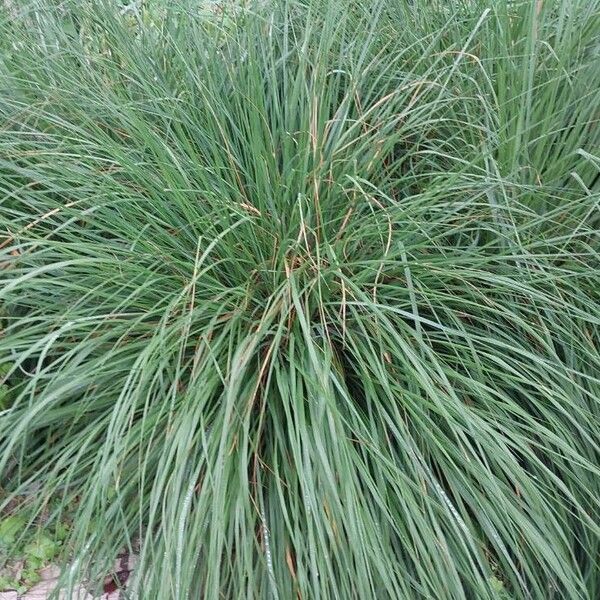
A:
1,0,599,597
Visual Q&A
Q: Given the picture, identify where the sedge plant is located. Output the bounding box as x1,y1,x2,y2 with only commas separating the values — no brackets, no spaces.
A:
0,0,599,598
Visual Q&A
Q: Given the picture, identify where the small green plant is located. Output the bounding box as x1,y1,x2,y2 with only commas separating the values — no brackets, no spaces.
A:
0,509,69,593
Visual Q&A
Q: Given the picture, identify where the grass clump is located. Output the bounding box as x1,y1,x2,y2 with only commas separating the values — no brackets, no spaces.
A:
1,0,599,598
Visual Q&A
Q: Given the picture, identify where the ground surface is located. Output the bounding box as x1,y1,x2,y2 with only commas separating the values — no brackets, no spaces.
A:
0,556,135,600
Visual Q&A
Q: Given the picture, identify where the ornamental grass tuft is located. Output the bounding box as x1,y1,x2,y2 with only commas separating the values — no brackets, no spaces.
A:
1,1,599,598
